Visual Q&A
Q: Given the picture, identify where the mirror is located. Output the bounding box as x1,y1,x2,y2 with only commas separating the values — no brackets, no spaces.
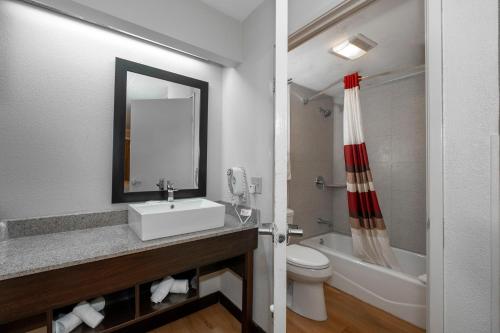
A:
112,58,208,203
125,72,201,193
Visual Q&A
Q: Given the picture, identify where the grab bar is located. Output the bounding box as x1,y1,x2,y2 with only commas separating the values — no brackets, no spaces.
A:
314,176,346,190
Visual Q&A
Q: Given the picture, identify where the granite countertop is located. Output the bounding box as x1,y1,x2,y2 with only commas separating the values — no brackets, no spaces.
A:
0,213,256,282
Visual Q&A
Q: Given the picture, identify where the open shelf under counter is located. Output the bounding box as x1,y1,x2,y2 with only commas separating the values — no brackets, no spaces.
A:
139,269,199,318
140,288,198,318
52,289,136,333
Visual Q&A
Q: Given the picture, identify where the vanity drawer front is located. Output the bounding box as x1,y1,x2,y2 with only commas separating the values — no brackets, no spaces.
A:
0,228,257,323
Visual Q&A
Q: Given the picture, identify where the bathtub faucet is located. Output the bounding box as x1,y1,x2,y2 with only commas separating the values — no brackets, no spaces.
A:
317,218,333,225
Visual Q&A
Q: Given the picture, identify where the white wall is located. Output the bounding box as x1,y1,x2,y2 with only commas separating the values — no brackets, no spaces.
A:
0,0,223,219
220,0,275,331
70,0,243,64
30,0,242,66
288,0,343,34
442,0,499,332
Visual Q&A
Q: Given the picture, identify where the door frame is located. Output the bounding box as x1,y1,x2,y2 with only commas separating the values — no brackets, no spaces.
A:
425,0,444,332
283,1,446,332
273,0,289,332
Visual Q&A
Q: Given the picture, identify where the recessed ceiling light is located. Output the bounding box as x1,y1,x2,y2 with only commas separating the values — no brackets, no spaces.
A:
330,34,377,60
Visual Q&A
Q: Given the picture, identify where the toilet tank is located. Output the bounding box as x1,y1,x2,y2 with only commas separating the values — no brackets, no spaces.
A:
287,208,294,224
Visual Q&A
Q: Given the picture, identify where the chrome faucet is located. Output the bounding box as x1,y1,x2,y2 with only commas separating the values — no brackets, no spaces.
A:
167,182,177,202
156,178,165,191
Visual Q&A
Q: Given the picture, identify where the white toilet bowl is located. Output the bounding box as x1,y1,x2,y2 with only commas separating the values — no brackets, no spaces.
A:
286,244,333,321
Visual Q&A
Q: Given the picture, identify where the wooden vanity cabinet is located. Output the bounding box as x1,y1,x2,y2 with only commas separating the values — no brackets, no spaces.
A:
0,228,258,333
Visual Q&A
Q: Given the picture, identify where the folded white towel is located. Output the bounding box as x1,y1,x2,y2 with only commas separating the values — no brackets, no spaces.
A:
54,297,105,333
151,276,174,303
73,302,104,328
418,273,427,284
151,279,189,294
55,312,81,333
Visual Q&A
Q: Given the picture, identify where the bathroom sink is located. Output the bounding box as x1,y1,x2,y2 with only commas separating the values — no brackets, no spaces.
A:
128,199,225,241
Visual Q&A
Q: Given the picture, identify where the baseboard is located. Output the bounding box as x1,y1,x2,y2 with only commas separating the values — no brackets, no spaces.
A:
218,292,242,321
218,292,267,333
117,291,267,333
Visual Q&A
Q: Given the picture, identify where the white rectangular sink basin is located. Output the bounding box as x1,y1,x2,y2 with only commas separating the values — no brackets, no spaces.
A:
128,198,225,241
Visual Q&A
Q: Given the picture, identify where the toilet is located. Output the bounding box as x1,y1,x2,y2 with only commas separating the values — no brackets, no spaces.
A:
286,209,333,321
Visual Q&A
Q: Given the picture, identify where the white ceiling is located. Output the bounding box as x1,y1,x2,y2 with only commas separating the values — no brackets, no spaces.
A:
199,0,265,22
288,0,425,97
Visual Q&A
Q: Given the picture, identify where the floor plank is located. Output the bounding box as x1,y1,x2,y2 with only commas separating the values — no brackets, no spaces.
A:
287,285,425,333
150,303,241,333
152,285,425,333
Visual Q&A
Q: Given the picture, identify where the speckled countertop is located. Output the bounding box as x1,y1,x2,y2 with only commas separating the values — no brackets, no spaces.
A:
0,214,256,282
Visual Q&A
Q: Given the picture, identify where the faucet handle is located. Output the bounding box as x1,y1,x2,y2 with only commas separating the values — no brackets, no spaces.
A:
166,181,177,191
156,178,165,190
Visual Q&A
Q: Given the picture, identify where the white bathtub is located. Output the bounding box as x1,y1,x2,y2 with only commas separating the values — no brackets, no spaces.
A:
301,232,426,329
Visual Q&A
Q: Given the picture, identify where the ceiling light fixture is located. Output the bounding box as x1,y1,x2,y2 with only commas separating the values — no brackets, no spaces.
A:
330,34,377,60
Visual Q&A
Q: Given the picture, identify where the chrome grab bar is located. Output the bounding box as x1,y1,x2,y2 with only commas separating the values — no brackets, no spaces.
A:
314,176,347,190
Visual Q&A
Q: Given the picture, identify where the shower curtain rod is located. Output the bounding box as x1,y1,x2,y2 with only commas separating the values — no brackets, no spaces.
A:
303,64,425,104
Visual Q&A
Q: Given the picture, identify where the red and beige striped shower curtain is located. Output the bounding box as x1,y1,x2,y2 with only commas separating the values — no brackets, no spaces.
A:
343,73,400,270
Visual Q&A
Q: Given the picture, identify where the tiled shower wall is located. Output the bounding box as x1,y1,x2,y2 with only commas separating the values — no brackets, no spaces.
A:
288,84,334,238
332,74,426,254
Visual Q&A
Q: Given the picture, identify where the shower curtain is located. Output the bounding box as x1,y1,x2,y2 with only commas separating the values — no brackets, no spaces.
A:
343,73,400,270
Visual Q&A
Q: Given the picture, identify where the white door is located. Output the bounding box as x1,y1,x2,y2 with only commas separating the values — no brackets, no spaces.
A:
260,2,302,331
426,1,444,331
272,0,288,327
269,1,299,332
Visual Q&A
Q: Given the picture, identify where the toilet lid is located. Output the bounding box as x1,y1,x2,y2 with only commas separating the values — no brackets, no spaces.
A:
287,244,330,269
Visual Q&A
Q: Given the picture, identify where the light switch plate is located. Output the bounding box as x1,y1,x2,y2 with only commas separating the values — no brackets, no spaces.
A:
251,177,262,194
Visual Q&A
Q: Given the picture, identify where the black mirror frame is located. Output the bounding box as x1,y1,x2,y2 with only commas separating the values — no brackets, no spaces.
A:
112,58,208,203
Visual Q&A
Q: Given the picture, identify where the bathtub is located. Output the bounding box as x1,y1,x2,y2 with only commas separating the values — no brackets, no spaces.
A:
301,232,426,329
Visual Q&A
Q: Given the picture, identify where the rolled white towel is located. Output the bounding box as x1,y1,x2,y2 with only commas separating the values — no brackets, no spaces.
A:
151,276,174,303
73,302,104,328
150,281,160,294
151,279,189,294
89,296,106,312
54,312,81,333
54,297,106,333
171,280,189,294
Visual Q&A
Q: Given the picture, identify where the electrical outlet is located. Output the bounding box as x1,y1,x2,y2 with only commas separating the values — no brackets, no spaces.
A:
250,177,262,194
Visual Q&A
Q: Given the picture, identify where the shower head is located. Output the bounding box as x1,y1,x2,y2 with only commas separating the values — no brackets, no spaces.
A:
319,107,332,118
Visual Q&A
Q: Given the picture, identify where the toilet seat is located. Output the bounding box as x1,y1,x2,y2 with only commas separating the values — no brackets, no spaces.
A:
286,244,332,321
287,244,329,269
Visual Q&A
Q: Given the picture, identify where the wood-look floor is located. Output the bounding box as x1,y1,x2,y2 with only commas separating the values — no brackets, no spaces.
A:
152,285,425,333
150,303,241,333
287,285,425,333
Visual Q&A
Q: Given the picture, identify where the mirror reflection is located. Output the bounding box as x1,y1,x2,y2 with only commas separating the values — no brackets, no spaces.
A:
124,72,200,193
